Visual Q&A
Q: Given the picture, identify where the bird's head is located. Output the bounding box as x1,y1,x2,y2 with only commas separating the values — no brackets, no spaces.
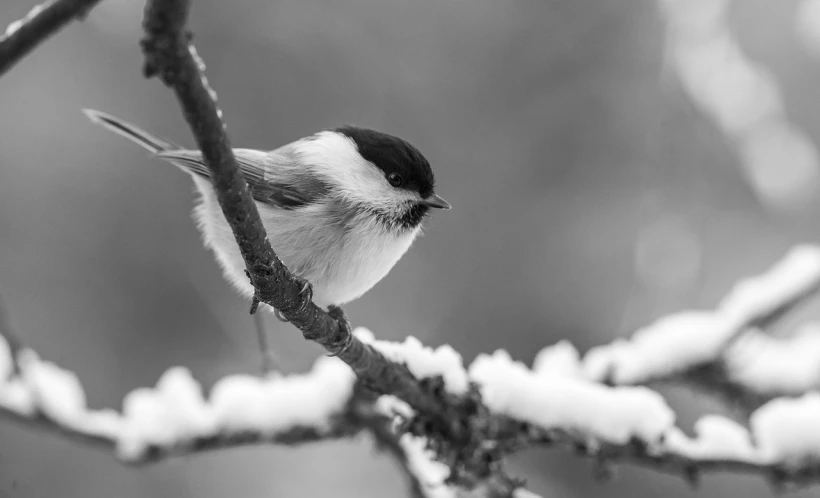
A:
293,126,451,230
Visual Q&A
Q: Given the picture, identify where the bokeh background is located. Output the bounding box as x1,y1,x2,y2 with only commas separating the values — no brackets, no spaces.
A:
1,0,820,496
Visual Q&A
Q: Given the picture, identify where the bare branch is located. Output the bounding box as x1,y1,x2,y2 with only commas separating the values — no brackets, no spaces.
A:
0,0,101,76
364,408,427,498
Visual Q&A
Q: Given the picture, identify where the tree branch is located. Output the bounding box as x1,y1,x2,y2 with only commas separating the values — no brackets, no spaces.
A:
0,333,367,462
138,0,447,422
3,243,820,491
0,0,101,77
583,246,820,390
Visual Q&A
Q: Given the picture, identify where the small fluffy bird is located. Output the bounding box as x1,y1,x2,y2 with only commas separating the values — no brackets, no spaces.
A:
84,110,450,308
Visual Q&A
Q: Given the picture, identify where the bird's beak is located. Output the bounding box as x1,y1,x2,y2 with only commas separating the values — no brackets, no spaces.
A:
420,193,452,210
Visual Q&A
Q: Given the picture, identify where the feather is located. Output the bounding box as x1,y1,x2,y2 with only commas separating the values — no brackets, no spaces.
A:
83,108,329,210
156,148,331,209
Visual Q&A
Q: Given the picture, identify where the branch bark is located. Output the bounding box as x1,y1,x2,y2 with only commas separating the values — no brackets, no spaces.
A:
0,0,101,76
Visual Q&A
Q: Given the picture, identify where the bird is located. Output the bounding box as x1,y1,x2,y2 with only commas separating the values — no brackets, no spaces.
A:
83,109,451,310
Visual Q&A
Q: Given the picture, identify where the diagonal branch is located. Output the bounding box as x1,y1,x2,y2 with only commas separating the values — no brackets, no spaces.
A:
0,0,102,77
138,0,446,420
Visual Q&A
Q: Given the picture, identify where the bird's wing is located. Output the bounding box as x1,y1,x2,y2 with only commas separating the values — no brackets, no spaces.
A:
156,148,330,210
83,109,328,209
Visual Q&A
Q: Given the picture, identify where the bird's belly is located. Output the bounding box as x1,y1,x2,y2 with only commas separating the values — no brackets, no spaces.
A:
192,179,419,308
310,227,420,307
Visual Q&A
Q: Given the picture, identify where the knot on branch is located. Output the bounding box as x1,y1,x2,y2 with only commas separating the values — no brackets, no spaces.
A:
244,262,314,320
244,263,275,289
140,0,193,84
140,30,192,84
325,305,353,357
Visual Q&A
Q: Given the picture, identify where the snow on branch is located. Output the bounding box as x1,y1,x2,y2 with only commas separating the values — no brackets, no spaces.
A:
471,349,820,486
0,333,542,497
582,246,820,407
0,335,360,461
355,246,820,486
0,246,819,492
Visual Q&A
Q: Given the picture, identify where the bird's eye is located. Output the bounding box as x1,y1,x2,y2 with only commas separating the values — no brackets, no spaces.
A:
387,172,403,188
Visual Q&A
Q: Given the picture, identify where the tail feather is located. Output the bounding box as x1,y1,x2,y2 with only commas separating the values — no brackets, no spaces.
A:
83,109,180,153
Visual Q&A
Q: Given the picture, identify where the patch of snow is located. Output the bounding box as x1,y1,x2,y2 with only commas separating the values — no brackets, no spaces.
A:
470,350,674,446
356,328,468,394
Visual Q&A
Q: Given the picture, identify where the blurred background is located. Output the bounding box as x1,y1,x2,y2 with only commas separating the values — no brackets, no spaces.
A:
1,0,819,496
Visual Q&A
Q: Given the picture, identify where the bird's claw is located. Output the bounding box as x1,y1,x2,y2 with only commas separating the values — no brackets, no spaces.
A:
273,307,288,322
326,305,354,357
270,276,313,322
295,276,314,313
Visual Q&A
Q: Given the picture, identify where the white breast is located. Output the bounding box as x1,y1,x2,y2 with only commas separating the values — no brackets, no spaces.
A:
190,176,420,308
315,215,420,307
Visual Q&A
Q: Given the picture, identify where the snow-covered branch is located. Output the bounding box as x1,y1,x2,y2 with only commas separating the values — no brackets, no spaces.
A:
356,246,820,487
584,245,820,410
0,339,363,461
471,349,820,487
1,246,820,492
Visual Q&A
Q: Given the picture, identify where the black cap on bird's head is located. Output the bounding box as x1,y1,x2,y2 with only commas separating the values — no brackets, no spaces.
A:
335,126,451,210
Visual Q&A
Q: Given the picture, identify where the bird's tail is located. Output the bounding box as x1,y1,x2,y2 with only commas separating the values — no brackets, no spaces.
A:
83,109,181,153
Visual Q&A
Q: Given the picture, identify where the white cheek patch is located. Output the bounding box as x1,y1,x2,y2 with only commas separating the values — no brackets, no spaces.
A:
292,132,418,211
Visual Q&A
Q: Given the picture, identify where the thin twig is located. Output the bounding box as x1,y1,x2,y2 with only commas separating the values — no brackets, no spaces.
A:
0,0,102,77
252,306,278,375
366,414,426,498
0,292,23,371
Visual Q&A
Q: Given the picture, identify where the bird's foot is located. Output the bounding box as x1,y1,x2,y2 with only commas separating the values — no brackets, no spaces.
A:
267,276,313,322
294,275,314,314
273,307,288,322
326,305,354,357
